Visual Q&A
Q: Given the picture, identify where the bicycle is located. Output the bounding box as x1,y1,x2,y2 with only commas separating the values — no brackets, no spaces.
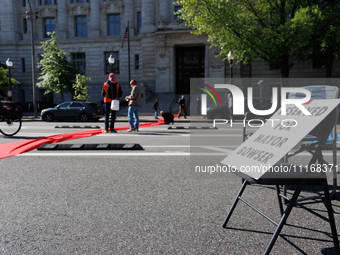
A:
0,103,22,136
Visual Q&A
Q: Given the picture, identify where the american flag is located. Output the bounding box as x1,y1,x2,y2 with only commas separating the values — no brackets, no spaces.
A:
121,27,128,49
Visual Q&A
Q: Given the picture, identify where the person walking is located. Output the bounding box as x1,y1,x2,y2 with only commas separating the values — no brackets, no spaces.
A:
228,92,233,122
196,96,201,115
102,73,122,133
125,80,142,132
153,99,160,119
178,95,187,118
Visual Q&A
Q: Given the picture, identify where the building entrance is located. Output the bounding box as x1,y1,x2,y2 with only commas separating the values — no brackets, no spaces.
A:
175,46,205,94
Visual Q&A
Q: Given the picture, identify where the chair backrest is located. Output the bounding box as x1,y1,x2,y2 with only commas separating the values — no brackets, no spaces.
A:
288,85,339,140
288,85,339,100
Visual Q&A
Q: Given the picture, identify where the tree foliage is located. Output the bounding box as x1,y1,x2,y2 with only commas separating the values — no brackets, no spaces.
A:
177,0,322,77
309,1,340,77
37,32,80,100
0,67,20,95
73,74,91,101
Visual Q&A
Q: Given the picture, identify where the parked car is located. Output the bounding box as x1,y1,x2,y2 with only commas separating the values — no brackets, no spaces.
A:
206,98,275,120
41,101,103,122
1,100,23,118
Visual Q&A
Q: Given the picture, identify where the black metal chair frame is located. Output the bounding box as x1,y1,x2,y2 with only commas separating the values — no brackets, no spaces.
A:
225,108,340,255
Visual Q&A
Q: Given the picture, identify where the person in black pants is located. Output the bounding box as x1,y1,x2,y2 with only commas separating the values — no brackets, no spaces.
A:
178,95,187,118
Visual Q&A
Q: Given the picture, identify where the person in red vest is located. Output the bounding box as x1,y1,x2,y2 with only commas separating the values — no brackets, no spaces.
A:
102,73,122,133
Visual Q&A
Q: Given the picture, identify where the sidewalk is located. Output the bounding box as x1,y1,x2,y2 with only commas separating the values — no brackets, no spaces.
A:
22,114,211,123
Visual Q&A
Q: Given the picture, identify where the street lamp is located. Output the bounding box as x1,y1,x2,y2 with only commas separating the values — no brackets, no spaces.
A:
258,80,264,98
228,50,234,82
5,58,13,101
25,0,38,117
108,54,115,66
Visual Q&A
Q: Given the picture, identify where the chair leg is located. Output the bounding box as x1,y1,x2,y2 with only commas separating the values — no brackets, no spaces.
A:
263,179,305,255
276,185,284,216
322,179,340,254
222,180,248,228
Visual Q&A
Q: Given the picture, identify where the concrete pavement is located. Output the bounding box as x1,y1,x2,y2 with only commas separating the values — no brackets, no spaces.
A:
22,114,211,123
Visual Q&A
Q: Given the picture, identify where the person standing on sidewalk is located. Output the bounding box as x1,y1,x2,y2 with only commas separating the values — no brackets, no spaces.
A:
102,73,122,133
125,80,142,132
228,92,233,122
178,95,187,118
153,99,160,119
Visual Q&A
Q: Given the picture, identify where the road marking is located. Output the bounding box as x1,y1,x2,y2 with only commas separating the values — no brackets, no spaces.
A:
199,146,234,153
17,152,191,156
15,152,340,157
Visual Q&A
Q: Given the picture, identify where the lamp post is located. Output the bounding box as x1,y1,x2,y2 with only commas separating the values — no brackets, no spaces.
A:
258,80,264,98
108,54,115,68
26,0,38,117
5,58,13,101
228,50,234,83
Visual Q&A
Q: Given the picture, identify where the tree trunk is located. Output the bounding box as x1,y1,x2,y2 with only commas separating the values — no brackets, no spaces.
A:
325,48,334,77
280,54,290,78
61,87,64,102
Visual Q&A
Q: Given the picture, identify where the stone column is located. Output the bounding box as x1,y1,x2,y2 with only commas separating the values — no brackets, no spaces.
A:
169,45,176,92
57,0,67,39
159,0,169,23
141,0,155,33
205,44,209,83
90,1,100,37
124,0,134,35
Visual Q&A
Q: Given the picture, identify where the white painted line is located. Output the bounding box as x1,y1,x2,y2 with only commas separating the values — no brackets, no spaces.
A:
199,146,233,153
17,152,191,156
15,152,340,157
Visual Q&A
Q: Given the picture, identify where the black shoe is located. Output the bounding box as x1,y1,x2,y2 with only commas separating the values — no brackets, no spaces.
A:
103,130,109,133
110,129,117,133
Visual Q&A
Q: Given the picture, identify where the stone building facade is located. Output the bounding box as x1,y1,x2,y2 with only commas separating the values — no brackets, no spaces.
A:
0,0,339,107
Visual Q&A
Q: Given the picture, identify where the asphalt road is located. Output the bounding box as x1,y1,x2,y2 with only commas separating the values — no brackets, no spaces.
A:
0,121,339,254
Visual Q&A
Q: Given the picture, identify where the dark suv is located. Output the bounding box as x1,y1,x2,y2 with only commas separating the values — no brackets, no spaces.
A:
41,101,103,122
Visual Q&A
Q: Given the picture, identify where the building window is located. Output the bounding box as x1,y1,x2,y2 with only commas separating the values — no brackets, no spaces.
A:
108,14,120,35
135,54,139,70
76,16,87,37
22,0,26,7
46,0,52,4
21,58,25,73
105,52,119,74
44,18,55,37
23,18,28,34
174,6,182,20
72,53,86,72
137,12,141,33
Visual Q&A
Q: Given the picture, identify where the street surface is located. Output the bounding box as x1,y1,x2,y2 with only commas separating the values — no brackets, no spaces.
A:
0,120,339,254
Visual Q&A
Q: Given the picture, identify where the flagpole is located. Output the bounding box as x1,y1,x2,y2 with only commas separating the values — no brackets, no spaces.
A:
128,21,131,88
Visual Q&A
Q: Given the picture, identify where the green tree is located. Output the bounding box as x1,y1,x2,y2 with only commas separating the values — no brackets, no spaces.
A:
309,1,340,77
37,31,79,102
177,0,320,77
73,74,91,101
0,66,19,96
